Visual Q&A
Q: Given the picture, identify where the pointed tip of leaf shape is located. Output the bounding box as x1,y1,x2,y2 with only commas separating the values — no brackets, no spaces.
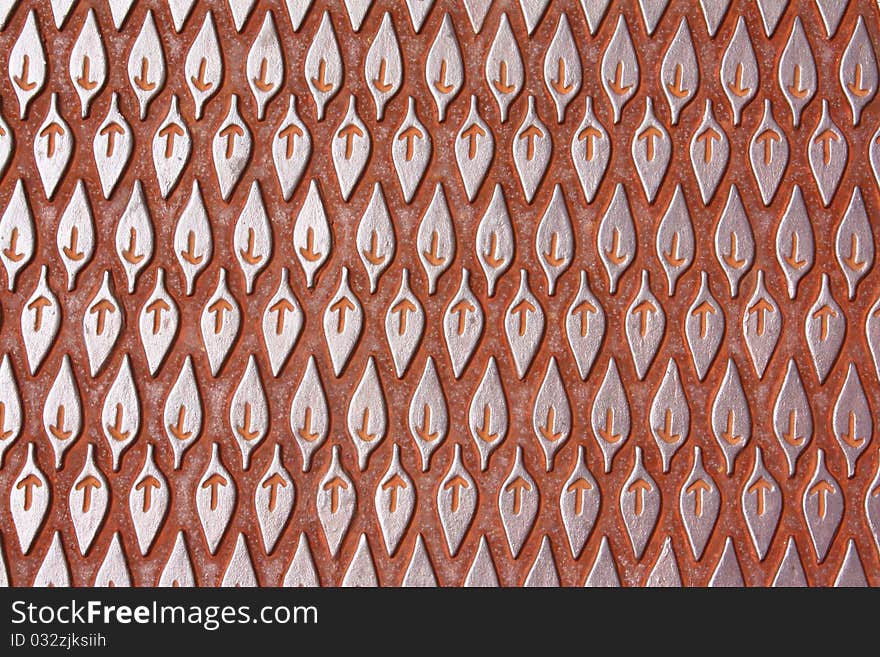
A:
708,537,745,586
33,531,71,587
645,536,682,587
772,537,808,586
585,536,620,587
283,534,320,587
158,531,196,586
342,534,379,587
834,539,869,587
402,534,438,587
464,536,500,587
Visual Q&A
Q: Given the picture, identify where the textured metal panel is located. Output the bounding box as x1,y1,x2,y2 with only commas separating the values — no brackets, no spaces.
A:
0,0,878,587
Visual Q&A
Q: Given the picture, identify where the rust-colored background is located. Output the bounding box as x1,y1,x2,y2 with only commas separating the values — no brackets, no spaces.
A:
0,0,879,586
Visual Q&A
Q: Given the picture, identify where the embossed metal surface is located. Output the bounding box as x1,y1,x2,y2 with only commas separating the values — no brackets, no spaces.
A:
0,0,879,587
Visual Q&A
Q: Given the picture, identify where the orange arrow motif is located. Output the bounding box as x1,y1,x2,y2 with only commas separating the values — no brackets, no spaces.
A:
656,409,680,444
747,478,772,515
239,228,262,265
450,299,475,335
13,55,37,90
605,227,628,265
422,231,446,266
397,125,424,161
0,402,12,441
121,227,144,264
207,298,233,334
721,410,743,445
847,63,872,97
607,61,632,95
62,226,85,261
696,126,721,163
49,404,73,440
252,59,275,92
551,58,574,94
297,407,320,442
16,474,42,511
323,477,348,513
840,411,865,448
597,408,621,443
538,406,563,442
627,479,652,515
809,480,835,518
180,231,203,265
814,129,839,165
747,298,774,336
3,227,25,262
632,300,656,337
99,121,125,157
782,410,804,447
133,58,156,91
571,299,597,337
145,298,170,334
269,298,295,334
518,125,544,161
664,232,686,267
191,58,213,91
461,123,485,159
444,475,469,512
329,296,355,333
27,295,51,331
510,299,536,336
667,64,689,98
842,233,866,271
39,122,64,157
542,233,565,267
567,478,593,515
168,406,192,441
76,56,98,90
577,125,602,161
811,305,838,341
756,129,781,165
382,474,408,512
493,61,515,94
691,301,716,338
135,475,161,512
784,233,807,269
788,65,809,98
415,405,439,442
355,408,377,442
475,406,498,442
75,475,102,513
201,473,227,511
728,62,751,97
107,403,130,441
433,59,454,93
89,299,116,336
391,298,417,335
337,124,363,159
261,473,288,512
219,124,244,159
372,59,393,92
722,232,746,269
505,476,532,514
686,479,711,517
235,403,260,441
158,123,185,158
299,226,323,262
362,231,386,265
278,124,303,159
637,125,663,161
311,59,333,92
